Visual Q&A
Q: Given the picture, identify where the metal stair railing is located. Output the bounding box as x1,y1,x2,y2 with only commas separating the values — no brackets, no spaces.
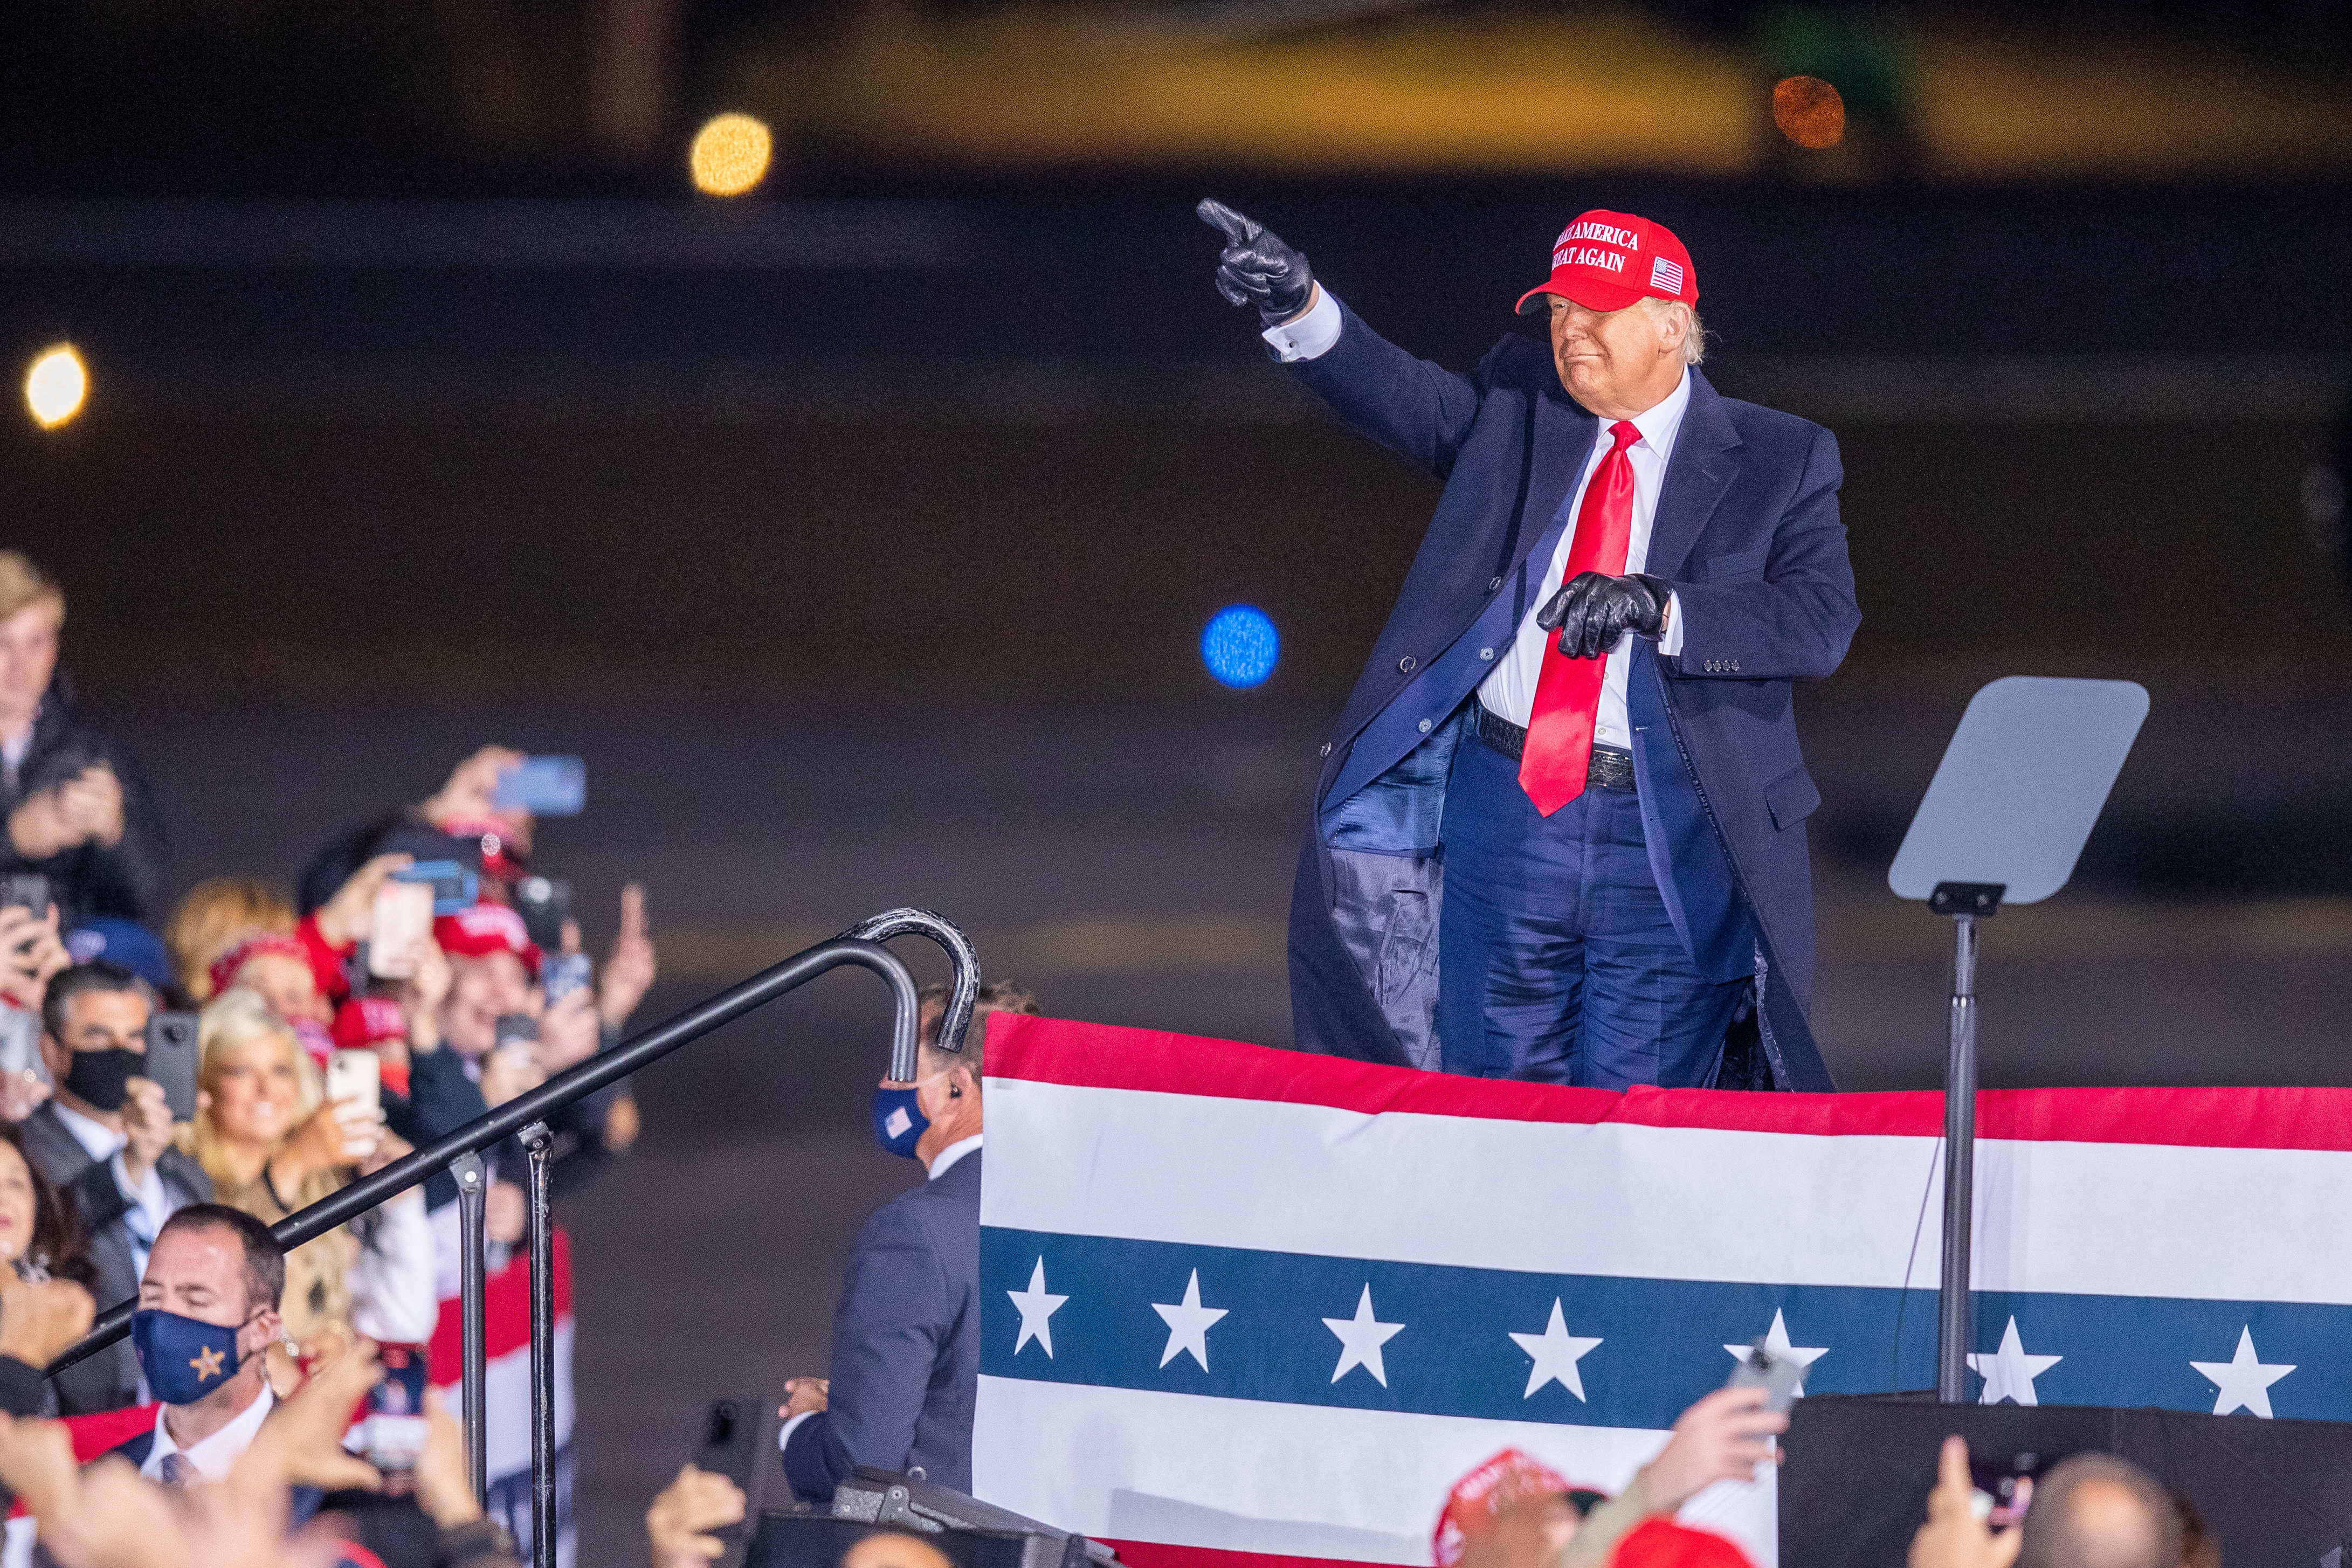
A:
46,907,979,1568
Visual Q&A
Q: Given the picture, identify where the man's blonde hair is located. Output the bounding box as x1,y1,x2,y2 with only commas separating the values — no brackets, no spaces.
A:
0,553,63,626
916,979,1040,1080
1636,296,1708,365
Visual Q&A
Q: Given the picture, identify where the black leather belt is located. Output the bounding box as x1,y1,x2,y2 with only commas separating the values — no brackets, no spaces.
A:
1473,705,1637,791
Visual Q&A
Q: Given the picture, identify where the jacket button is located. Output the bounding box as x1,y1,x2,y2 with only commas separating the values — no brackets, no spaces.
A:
1319,742,1331,757
1417,718,1432,734
1489,577,1503,593
1398,656,1416,673
1479,647,1495,661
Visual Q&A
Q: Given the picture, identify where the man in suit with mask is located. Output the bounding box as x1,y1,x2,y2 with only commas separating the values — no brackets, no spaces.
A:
19,961,212,1411
1199,201,1857,1092
104,1204,287,1479
774,982,1037,1503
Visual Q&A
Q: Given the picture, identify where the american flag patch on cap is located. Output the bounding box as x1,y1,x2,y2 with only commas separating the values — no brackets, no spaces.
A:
1650,256,1685,294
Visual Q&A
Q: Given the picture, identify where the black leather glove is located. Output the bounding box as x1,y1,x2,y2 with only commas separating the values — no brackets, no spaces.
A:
1197,198,1315,324
1536,572,1673,660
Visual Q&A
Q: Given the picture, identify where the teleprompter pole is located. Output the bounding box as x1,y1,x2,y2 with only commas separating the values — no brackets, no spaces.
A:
1932,881,2002,1403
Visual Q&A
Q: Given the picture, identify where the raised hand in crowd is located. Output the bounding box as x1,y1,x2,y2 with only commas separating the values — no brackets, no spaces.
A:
0,902,71,1011
597,882,657,1031
1635,1385,1788,1514
0,1066,49,1124
272,1092,390,1185
646,1463,748,1568
7,762,125,860
0,1268,95,1370
536,986,601,1077
311,851,417,951
413,1389,486,1530
399,934,452,1056
1909,1436,2022,1568
421,745,531,839
247,1332,394,1496
115,1075,178,1189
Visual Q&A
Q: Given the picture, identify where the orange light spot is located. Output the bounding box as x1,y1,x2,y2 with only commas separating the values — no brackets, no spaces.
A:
1772,75,1846,150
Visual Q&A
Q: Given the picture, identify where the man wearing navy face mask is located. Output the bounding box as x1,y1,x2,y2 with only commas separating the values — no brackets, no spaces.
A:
105,1204,286,1480
19,961,211,1412
776,982,1037,1503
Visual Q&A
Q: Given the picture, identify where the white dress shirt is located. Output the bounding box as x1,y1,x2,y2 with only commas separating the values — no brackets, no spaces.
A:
141,1382,275,1483
53,1101,178,1282
1266,288,1688,751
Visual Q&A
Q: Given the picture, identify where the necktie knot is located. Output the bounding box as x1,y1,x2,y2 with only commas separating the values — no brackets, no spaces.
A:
1609,420,1640,452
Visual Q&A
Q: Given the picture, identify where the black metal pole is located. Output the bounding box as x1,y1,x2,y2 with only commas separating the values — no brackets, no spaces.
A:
1935,911,1980,1401
451,1148,490,1503
521,1122,557,1568
49,932,924,1376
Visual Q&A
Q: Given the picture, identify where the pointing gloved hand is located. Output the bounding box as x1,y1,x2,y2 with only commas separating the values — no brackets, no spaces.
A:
1197,198,1315,323
1536,572,1673,660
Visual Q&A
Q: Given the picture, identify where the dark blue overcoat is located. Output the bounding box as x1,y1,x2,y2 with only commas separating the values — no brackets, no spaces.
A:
1284,302,1858,1092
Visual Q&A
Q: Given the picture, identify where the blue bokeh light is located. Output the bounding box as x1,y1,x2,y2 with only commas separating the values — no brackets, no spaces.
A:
1201,605,1280,689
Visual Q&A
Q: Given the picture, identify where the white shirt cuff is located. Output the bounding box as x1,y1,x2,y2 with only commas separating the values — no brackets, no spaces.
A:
776,1408,818,1455
1260,286,1341,363
1659,591,1685,655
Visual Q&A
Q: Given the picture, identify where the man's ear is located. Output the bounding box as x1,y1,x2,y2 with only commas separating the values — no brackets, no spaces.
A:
240,1307,284,1358
36,1033,65,1080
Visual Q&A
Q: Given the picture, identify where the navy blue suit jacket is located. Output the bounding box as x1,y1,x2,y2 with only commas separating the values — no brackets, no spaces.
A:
1285,301,1857,1090
784,1149,982,1502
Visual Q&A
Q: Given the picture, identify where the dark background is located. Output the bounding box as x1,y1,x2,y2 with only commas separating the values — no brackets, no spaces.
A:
5,0,2350,1552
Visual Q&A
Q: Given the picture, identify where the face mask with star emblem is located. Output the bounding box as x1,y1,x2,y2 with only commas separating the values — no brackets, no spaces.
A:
130,1308,248,1406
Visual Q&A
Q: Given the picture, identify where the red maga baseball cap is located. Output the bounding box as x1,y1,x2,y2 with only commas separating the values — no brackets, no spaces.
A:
1515,210,1698,315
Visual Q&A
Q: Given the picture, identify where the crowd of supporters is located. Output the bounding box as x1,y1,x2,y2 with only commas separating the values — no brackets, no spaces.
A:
0,547,2219,1568
0,550,654,1565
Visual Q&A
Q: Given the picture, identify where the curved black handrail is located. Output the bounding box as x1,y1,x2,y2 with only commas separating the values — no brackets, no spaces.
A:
50,928,931,1374
846,908,980,1072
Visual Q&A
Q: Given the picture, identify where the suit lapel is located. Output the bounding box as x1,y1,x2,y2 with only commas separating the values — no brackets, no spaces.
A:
1516,385,1596,583
1644,369,1742,582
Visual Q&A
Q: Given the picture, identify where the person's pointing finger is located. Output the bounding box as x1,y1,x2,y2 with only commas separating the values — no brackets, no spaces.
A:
1195,198,1261,245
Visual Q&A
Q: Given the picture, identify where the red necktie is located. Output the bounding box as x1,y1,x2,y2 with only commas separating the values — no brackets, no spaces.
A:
1520,419,1641,815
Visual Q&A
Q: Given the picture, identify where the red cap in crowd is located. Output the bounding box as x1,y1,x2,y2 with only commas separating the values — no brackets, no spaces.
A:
433,902,542,978
333,997,409,1049
1611,1519,1754,1568
1432,1448,1581,1567
1515,210,1698,316
208,932,311,1001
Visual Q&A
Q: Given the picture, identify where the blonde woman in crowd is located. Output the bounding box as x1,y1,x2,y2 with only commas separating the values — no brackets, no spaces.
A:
184,989,438,1359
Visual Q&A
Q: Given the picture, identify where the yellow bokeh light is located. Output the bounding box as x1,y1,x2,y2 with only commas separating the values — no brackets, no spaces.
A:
689,113,774,197
24,346,87,429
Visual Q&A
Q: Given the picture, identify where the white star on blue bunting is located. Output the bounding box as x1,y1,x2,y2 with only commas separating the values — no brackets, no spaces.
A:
1508,1300,1602,1401
1151,1269,1230,1371
1008,1258,1068,1357
1323,1285,1404,1387
2190,1327,2293,1418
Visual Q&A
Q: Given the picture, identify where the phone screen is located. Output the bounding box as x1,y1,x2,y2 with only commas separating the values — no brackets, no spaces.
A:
327,1048,382,1113
363,1344,431,1489
494,756,586,816
369,881,434,979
